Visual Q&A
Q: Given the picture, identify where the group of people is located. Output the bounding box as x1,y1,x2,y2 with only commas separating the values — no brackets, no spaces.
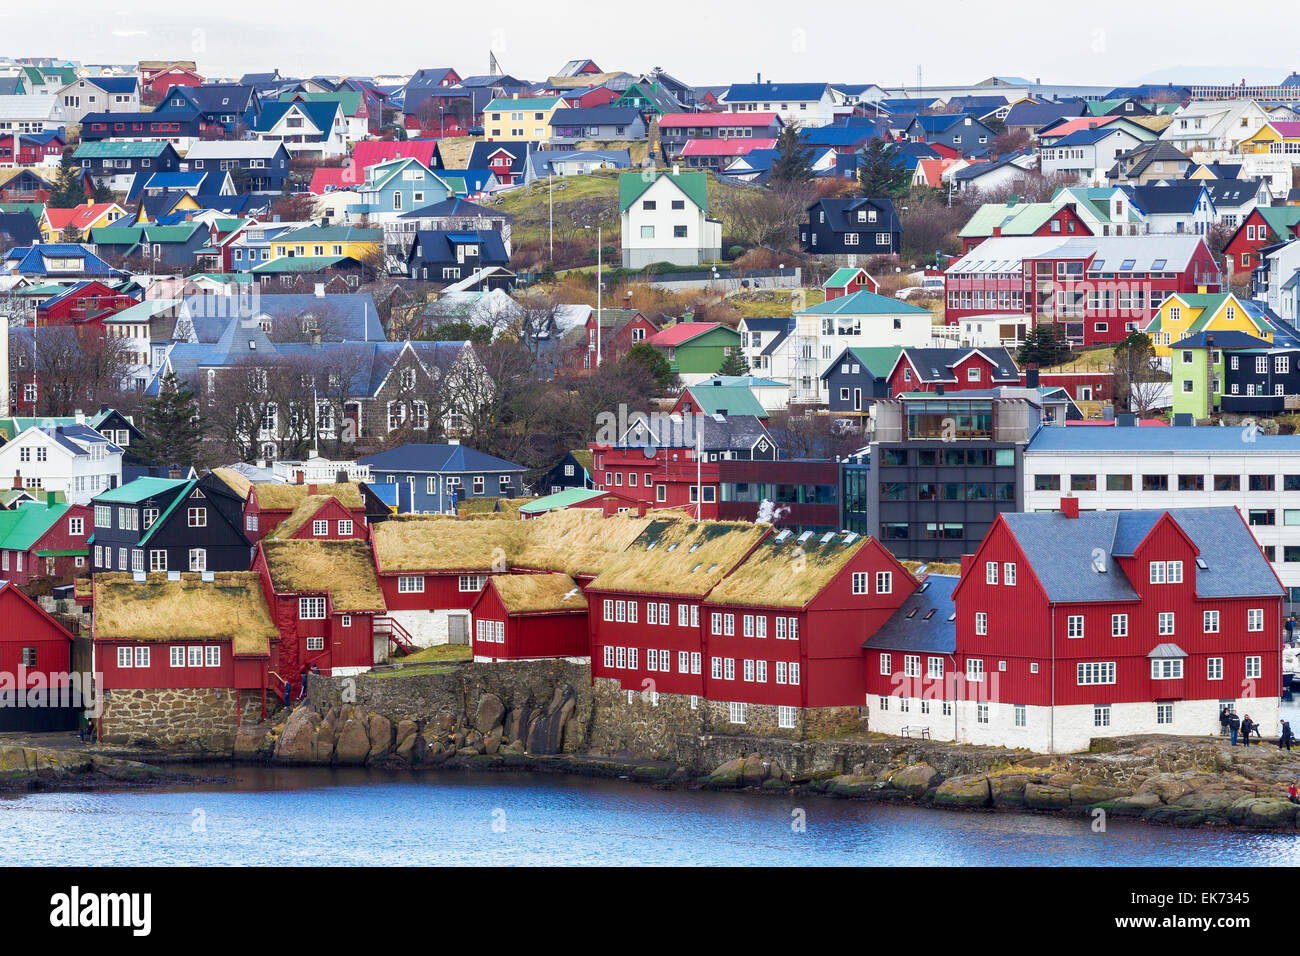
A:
282,665,322,708
1219,707,1296,749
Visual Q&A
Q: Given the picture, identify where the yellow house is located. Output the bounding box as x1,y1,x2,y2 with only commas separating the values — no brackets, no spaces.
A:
131,191,203,225
39,202,127,241
1238,121,1300,156
483,96,568,141
270,224,383,260
1143,292,1274,356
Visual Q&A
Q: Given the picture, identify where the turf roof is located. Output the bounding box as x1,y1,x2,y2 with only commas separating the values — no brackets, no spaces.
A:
94,571,276,656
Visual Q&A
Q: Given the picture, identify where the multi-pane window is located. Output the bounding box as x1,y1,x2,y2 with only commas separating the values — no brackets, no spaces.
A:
986,562,998,585
1246,656,1262,679
1158,612,1175,635
1157,703,1173,725
1003,563,1016,585
1151,658,1183,679
903,654,920,677
1067,615,1084,638
299,597,326,619
851,572,867,594
927,657,943,679
312,520,329,536
1207,657,1223,680
188,507,206,527
397,576,424,593
1112,614,1128,637
1247,608,1264,631
1077,662,1116,685
975,612,987,635
875,571,892,594
966,659,984,682
1203,610,1220,633
880,653,892,675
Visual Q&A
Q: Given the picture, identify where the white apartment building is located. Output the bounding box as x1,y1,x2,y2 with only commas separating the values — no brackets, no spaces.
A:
1023,424,1300,603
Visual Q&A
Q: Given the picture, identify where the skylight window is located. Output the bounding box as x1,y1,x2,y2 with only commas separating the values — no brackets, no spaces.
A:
1151,258,1167,269
923,609,936,620
692,563,702,572
707,564,718,573
1195,557,1208,570
797,531,812,543
1120,259,1136,270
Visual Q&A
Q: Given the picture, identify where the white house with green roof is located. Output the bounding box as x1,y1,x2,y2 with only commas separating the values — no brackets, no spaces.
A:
618,170,721,268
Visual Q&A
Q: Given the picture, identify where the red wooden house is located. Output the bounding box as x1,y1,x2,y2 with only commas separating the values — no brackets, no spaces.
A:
1223,207,1300,275
823,267,879,300
370,517,515,647
264,494,369,542
242,481,368,542
565,308,658,372
587,519,770,701
702,531,915,714
886,347,1021,396
92,571,275,741
867,501,1285,753
944,235,1223,348
34,280,138,328
563,86,620,109
141,65,204,104
470,572,588,661
254,539,386,679
0,497,91,585
0,581,78,730
0,132,64,167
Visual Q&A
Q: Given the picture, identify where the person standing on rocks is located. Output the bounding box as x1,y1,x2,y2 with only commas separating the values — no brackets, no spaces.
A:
1280,720,1295,751
300,667,309,702
1241,714,1256,746
1290,782,1299,805
1219,706,1231,737
1228,710,1241,745
283,679,292,708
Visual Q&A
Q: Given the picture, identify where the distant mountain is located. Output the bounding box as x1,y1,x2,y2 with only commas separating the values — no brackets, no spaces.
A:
1132,65,1294,86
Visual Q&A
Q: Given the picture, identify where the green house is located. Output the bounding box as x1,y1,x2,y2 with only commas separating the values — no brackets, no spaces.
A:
648,321,742,377
1169,331,1272,419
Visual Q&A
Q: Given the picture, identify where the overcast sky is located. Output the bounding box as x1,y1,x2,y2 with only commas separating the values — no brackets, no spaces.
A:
2,0,1293,88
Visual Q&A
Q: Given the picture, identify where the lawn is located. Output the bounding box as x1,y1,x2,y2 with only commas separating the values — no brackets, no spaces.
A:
396,644,472,664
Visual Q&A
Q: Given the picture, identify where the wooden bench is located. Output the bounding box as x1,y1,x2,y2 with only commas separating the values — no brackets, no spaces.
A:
899,726,931,739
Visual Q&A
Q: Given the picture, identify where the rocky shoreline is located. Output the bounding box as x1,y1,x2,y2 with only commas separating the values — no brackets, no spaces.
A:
0,743,195,794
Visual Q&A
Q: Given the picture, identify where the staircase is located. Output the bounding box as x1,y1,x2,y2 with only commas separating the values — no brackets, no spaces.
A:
373,616,418,657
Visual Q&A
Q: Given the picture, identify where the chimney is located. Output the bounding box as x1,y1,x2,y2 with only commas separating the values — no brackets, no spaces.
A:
314,283,325,297
959,553,973,580
296,470,305,484
1205,332,1214,347
636,500,648,517
992,226,1002,237
1026,368,1039,388
1060,496,1079,519
308,483,318,495
672,164,679,176
74,408,84,425
11,471,19,490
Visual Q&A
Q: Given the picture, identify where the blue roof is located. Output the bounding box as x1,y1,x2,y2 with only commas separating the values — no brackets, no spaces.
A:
726,82,829,101
999,508,1283,602
358,444,526,474
1027,423,1300,454
1051,126,1129,147
91,76,138,94
863,574,957,653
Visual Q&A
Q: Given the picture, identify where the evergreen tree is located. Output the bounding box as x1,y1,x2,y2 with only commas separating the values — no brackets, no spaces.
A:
91,178,114,204
140,371,203,467
47,149,85,209
626,342,676,392
718,349,750,377
769,120,814,185
1016,322,1071,368
857,138,911,198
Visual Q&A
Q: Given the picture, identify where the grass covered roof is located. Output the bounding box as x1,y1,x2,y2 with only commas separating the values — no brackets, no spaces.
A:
589,519,769,598
94,572,276,656
515,509,664,577
211,467,252,500
372,515,533,573
267,495,340,540
489,572,587,614
261,539,386,611
707,532,866,608
253,481,364,511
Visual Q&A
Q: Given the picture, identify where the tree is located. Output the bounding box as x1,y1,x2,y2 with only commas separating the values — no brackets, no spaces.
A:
1111,331,1168,416
1016,322,1071,368
857,138,910,198
47,149,86,209
625,342,677,393
713,180,816,251
140,371,203,466
91,178,114,204
718,349,750,377
769,120,814,185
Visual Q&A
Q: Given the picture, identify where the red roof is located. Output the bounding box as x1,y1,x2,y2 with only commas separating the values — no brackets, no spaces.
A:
44,203,119,231
309,167,356,194
658,112,779,129
680,138,776,157
351,139,439,171
649,322,722,347
1039,116,1119,139
1267,121,1300,138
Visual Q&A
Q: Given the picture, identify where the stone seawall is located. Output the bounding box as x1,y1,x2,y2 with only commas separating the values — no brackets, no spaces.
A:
112,661,1300,831
100,687,259,752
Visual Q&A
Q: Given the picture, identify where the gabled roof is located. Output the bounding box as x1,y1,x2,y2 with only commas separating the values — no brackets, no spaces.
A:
995,508,1284,603
681,382,768,419
261,538,385,611
893,346,1019,383
863,574,957,653
590,519,769,598
648,321,730,347
798,290,929,315
618,170,708,213
819,345,904,381
725,82,830,102
358,443,526,474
